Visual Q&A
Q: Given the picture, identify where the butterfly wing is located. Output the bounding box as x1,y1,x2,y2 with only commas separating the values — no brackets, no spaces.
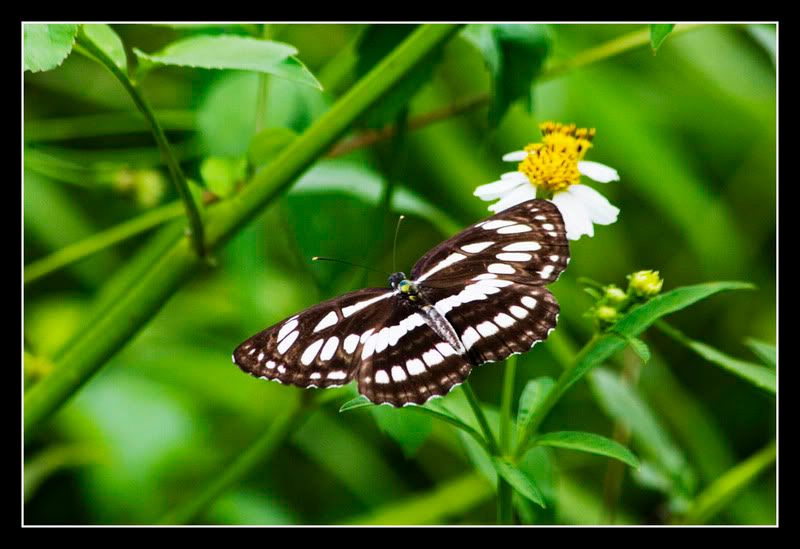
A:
411,199,569,287
233,288,396,388
234,286,473,406
411,199,568,365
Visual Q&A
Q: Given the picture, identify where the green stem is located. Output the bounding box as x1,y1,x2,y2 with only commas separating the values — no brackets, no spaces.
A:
24,24,464,436
497,356,517,525
499,355,517,453
679,440,776,525
255,24,272,134
75,30,206,258
24,202,184,284
403,406,494,456
513,335,601,460
160,395,314,524
461,381,499,455
541,24,707,81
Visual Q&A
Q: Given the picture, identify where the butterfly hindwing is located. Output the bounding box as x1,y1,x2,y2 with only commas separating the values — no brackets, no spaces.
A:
420,282,560,365
356,307,472,406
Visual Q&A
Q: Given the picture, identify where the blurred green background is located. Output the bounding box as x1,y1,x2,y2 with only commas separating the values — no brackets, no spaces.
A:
23,23,776,525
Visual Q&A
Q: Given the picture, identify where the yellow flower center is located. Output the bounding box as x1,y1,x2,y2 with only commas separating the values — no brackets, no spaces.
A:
517,122,595,194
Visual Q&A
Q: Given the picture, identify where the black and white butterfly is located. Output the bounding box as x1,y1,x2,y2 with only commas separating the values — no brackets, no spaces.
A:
233,199,569,407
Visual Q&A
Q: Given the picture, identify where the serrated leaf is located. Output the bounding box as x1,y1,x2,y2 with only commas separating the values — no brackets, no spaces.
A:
339,395,373,412
464,24,550,126
370,406,433,458
133,35,321,89
516,377,554,439
614,333,650,364
355,25,443,128
80,24,127,71
744,337,776,369
491,457,546,508
247,127,298,170
534,431,640,468
650,24,675,52
657,322,775,394
563,282,754,395
24,24,78,73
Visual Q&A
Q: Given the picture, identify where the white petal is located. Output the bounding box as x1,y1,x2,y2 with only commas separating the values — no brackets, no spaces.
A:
567,184,619,225
578,160,619,183
502,151,528,162
474,178,525,201
488,184,536,213
500,171,528,182
551,192,594,240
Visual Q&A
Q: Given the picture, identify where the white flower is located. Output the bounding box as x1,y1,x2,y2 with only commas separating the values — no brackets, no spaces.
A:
474,122,620,241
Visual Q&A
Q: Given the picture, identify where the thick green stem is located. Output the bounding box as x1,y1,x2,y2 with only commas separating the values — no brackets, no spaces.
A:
24,24,464,436
75,31,206,258
160,394,313,524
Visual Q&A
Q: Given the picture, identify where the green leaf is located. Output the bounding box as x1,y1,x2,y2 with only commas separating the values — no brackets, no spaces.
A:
339,395,373,412
80,24,127,71
491,457,546,508
24,24,78,73
355,25,443,127
614,333,651,364
650,24,675,53
657,322,775,394
516,377,554,439
200,157,247,198
247,127,298,170
370,406,433,458
612,281,755,339
744,337,776,369
680,441,776,525
534,431,640,468
589,368,690,483
133,35,322,89
463,24,550,125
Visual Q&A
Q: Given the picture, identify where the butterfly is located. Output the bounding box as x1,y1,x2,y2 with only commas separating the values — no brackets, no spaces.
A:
233,199,569,407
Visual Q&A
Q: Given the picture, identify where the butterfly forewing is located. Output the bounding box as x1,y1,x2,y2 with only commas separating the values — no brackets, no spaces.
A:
411,199,569,287
233,288,394,388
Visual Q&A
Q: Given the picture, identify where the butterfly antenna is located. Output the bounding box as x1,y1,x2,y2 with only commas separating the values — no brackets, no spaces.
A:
312,256,390,276
392,215,405,273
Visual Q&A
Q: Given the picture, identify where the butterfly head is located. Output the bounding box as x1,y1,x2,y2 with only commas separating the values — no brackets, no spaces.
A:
389,272,419,301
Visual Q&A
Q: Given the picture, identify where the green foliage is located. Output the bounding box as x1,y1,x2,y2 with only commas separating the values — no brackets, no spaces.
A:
462,24,551,125
744,338,776,369
354,25,443,127
534,431,640,468
79,24,127,71
23,23,775,526
516,377,554,439
134,35,322,89
491,458,546,508
658,322,776,393
24,24,78,72
650,24,675,52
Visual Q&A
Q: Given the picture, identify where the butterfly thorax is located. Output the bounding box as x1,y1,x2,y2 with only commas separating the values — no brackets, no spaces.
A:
389,272,420,302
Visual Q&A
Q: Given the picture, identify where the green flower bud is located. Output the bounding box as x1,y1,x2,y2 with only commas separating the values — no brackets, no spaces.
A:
595,305,620,324
628,270,663,299
604,285,627,305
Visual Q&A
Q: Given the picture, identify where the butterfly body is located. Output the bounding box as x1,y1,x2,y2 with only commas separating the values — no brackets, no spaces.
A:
233,199,569,407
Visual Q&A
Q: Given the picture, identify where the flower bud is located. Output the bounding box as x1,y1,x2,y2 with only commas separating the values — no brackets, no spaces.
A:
628,270,663,299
